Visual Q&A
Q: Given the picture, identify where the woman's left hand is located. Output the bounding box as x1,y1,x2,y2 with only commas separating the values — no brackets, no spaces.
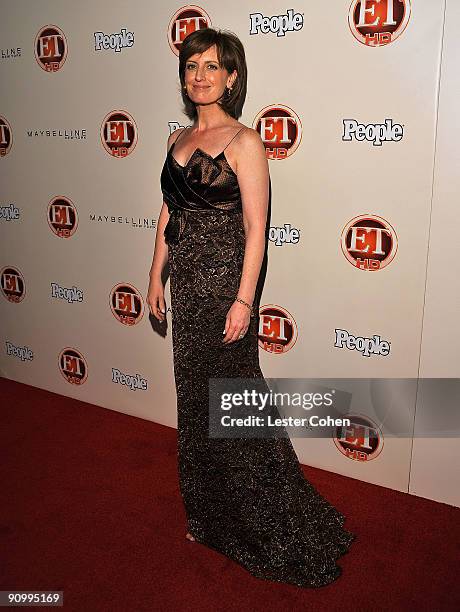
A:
222,301,251,343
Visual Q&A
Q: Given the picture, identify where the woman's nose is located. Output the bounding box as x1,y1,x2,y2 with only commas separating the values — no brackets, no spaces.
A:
195,65,205,80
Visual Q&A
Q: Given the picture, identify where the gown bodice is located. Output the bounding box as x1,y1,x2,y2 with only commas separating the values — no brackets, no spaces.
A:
160,129,243,245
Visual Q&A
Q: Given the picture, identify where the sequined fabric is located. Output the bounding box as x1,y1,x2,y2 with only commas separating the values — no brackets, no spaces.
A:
159,132,356,588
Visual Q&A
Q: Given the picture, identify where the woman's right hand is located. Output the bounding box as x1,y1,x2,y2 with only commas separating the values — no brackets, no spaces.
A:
147,277,166,323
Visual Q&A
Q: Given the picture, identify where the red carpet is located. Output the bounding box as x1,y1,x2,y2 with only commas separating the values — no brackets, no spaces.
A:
1,377,459,611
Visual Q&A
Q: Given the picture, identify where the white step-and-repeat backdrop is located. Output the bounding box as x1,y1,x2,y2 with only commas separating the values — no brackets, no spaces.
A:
1,1,459,507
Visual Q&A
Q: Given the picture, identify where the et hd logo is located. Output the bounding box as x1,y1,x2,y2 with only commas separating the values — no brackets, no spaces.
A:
168,6,211,55
341,214,397,271
101,110,138,157
334,414,384,461
34,25,67,71
254,105,302,160
0,116,13,156
348,0,411,47
258,304,298,354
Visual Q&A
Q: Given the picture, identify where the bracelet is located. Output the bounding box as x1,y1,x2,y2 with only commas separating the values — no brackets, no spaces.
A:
235,296,255,317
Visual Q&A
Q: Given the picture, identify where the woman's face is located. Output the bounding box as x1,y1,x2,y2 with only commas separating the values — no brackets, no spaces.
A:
183,44,236,105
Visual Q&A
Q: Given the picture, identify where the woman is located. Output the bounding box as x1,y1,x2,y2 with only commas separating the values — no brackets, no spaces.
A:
147,27,355,588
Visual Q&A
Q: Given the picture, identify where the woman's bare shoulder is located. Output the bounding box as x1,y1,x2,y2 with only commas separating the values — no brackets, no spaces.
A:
235,125,265,154
166,126,188,150
229,126,266,176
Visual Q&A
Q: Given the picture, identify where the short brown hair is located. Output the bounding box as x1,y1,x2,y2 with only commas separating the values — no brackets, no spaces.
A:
178,28,247,121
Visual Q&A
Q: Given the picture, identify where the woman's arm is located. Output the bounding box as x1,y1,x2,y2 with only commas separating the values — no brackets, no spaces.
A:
149,200,169,282
147,200,169,321
147,132,177,321
149,130,180,281
234,128,269,307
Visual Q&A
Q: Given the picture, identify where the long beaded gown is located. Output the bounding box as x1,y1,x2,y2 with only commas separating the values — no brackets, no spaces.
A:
159,126,356,588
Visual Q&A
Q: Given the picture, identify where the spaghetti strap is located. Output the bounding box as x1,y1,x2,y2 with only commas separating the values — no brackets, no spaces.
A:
222,126,246,152
168,126,189,152
168,125,245,155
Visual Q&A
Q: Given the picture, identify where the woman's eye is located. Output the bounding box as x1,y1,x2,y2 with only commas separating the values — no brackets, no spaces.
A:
186,63,218,70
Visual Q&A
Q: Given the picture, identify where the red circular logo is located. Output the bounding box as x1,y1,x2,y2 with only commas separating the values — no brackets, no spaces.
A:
333,414,384,461
109,283,144,326
253,105,301,160
258,304,298,354
1,266,25,303
47,196,78,238
168,6,212,55
348,0,411,47
34,25,68,71
101,110,138,157
0,116,13,156
58,348,88,385
341,214,397,271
